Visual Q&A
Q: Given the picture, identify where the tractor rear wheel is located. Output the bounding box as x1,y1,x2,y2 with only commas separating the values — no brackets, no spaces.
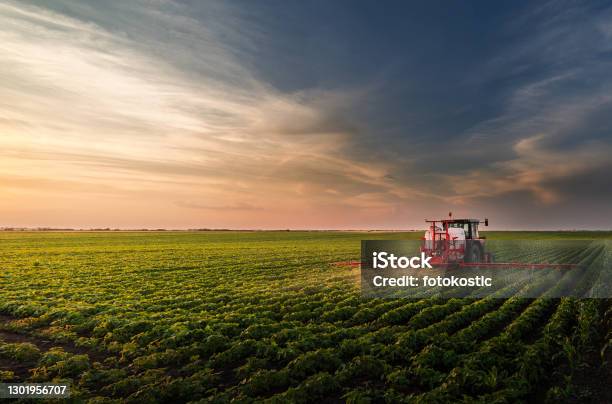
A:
465,244,482,263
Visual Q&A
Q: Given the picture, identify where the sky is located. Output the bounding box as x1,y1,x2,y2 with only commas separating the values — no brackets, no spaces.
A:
1,0,611,230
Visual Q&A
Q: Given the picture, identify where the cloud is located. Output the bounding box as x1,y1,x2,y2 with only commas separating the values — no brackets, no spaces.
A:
0,1,408,227
381,1,612,217
443,133,612,204
175,201,263,211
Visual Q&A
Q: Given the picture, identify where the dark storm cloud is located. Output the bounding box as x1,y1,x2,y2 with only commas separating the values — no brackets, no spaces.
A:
207,0,612,226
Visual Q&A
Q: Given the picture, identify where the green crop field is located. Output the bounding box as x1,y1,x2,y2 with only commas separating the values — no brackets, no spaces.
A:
0,231,610,403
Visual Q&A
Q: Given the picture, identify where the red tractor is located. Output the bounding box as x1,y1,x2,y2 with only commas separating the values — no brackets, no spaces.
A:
421,214,494,266
334,214,578,270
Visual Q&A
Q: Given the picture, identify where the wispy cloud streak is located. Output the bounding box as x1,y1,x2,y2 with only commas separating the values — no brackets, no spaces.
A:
0,1,404,228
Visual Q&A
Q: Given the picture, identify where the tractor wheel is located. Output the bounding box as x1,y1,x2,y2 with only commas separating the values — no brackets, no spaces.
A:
465,244,483,263
487,252,496,263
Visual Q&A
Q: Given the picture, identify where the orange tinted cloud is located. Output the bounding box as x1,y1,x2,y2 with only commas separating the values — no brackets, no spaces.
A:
0,2,416,228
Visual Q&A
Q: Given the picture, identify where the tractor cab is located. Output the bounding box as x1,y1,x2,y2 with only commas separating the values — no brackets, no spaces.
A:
445,219,485,240
424,218,487,242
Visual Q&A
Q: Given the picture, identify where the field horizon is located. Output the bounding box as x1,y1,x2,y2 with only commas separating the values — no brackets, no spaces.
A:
3,229,612,235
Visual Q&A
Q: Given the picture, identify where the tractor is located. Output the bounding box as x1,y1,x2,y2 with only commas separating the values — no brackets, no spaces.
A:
333,214,578,270
421,213,494,267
